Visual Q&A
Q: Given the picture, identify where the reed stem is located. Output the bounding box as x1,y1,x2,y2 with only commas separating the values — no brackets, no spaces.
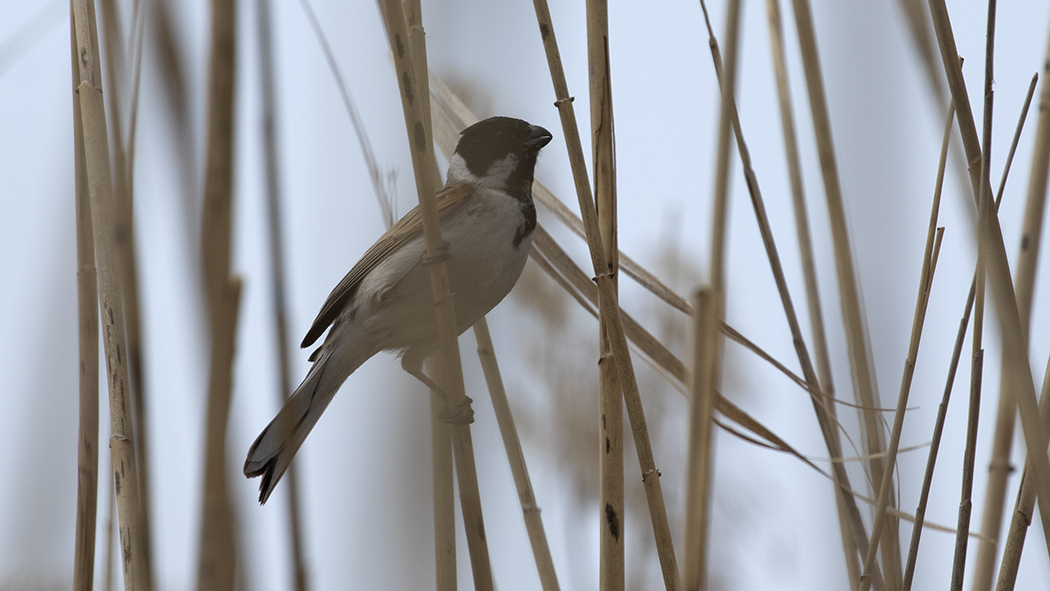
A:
530,2,681,586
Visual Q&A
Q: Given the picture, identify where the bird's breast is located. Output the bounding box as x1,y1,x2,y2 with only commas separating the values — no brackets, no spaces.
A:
443,190,534,315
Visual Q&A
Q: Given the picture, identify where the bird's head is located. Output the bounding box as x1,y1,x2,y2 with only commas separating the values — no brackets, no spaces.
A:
448,117,553,198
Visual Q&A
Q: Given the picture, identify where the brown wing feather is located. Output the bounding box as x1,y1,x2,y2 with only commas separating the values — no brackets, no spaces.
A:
300,183,476,348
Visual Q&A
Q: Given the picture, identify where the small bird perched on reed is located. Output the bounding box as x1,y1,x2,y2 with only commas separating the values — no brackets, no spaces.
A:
245,116,553,504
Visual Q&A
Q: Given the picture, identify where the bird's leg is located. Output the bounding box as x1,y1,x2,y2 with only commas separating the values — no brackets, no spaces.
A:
401,354,474,424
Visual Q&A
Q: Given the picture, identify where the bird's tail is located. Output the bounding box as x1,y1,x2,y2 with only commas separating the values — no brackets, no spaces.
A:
244,351,344,504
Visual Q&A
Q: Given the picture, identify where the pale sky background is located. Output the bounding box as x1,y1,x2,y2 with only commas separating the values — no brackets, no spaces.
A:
2,0,1050,589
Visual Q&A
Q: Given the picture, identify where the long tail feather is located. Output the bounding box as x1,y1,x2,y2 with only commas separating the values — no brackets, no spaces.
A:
244,354,338,504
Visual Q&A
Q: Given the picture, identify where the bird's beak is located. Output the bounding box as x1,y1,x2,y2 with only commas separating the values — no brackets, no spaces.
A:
525,125,553,150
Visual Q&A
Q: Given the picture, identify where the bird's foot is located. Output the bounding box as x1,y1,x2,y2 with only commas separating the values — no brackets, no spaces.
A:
438,395,474,425
402,357,475,424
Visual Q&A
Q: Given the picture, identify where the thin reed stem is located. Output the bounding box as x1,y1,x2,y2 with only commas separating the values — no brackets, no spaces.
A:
529,226,823,476
761,0,857,582
71,0,144,587
683,290,718,590
789,0,901,582
987,45,1050,591
928,0,1050,571
701,2,876,584
586,1,623,588
257,0,309,587
950,349,984,591
950,4,998,589
71,5,100,589
529,3,681,587
690,6,735,590
902,100,957,591
1013,42,1050,339
195,0,240,588
474,320,561,591
859,178,948,591
429,387,456,591
903,78,1036,590
298,0,395,225
987,65,1050,591
697,14,744,588
378,1,494,587
969,73,1042,591
98,3,154,585
994,74,1039,207
394,3,460,588
994,354,1050,591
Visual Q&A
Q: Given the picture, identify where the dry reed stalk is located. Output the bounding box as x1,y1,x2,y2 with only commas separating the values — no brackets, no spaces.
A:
528,229,986,543
901,101,956,591
294,0,461,583
694,31,744,591
789,0,903,585
994,354,1050,591
71,0,145,588
150,0,200,235
928,0,1050,569
98,3,155,587
700,3,877,585
903,79,1035,590
895,0,945,101
858,151,949,591
970,320,1019,581
529,3,681,587
257,0,309,587
119,0,150,546
761,0,858,583
297,0,395,224
399,3,458,588
409,64,472,591
992,75,1039,206
950,349,984,591
473,320,561,591
196,281,242,591
895,0,977,232
71,6,100,590
949,6,998,589
974,17,1050,591
705,0,738,301
378,0,494,587
686,6,739,588
534,183,685,315
682,290,717,591
196,0,240,588
1013,30,1050,338
586,1,623,588
986,68,1050,590
429,387,456,591
529,226,825,477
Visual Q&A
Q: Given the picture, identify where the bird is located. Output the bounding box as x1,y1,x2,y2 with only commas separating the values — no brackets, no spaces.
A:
244,116,553,504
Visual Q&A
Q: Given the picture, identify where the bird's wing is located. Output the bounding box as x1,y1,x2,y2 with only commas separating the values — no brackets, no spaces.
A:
300,183,476,348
